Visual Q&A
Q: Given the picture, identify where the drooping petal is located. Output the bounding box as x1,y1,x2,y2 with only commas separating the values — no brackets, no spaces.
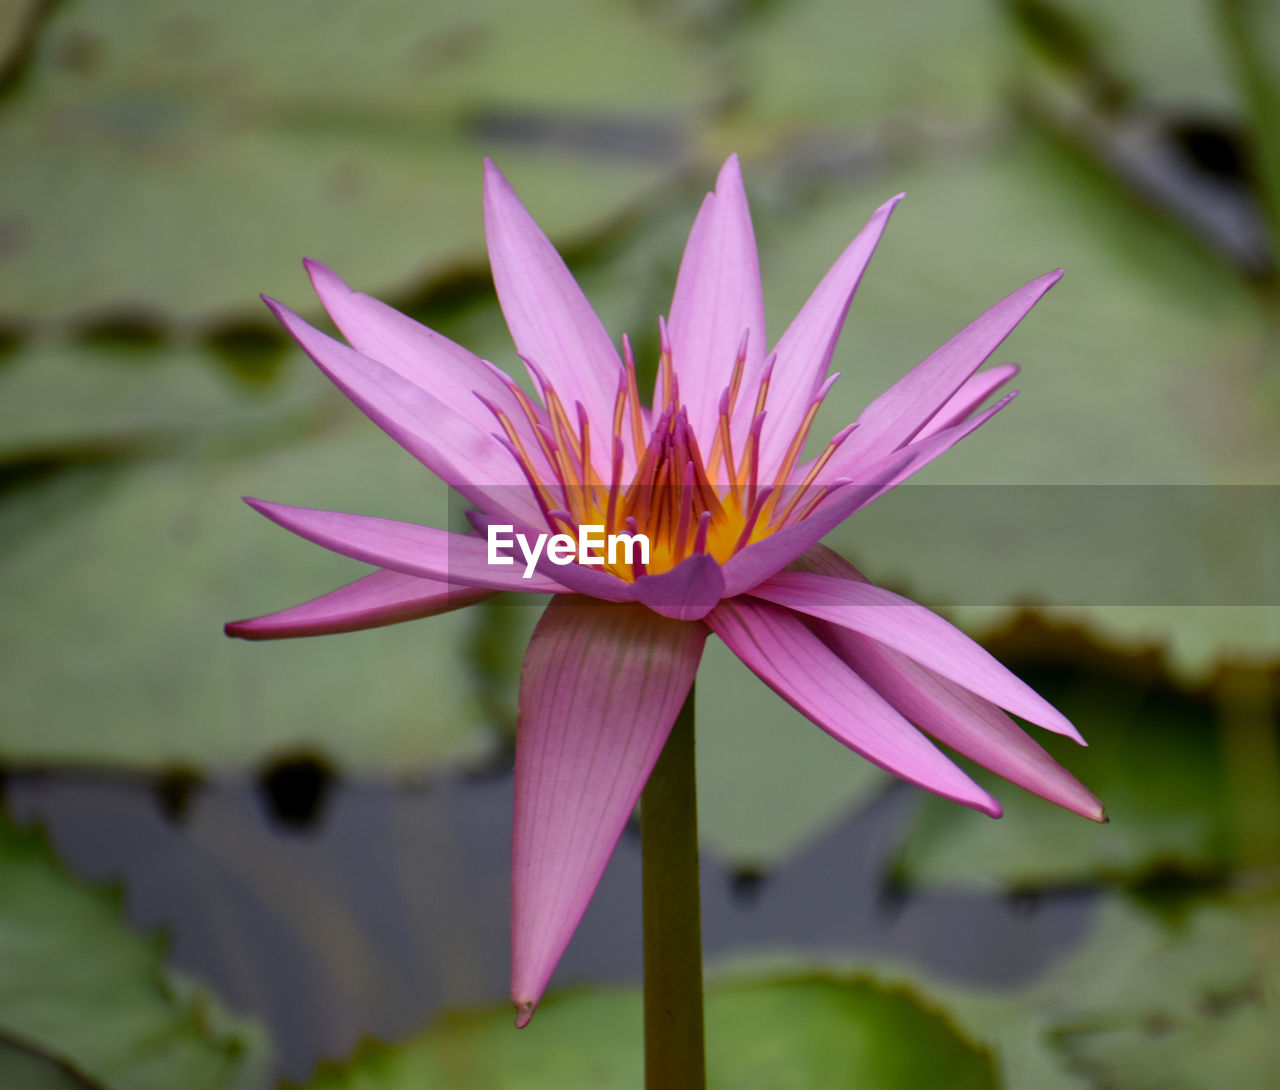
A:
722,395,1014,595
913,363,1019,441
759,193,903,478
483,160,620,472
826,271,1060,472
511,598,707,1025
305,259,551,474
667,155,767,448
243,499,565,593
830,630,1105,820
788,544,1100,818
265,298,544,526
707,600,999,814
225,569,492,640
750,570,1083,742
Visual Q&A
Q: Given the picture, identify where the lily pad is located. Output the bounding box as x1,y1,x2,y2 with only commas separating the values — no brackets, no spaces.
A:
0,406,500,773
724,892,1280,1090
890,657,1241,890
1036,894,1280,1090
0,814,268,1090
763,128,1280,677
695,637,888,870
1008,0,1241,111
0,0,41,82
0,0,709,324
724,0,1009,138
298,974,995,1090
0,338,322,464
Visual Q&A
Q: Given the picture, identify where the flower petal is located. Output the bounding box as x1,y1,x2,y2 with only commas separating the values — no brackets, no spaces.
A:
913,363,1019,441
723,394,1013,596
225,569,492,640
265,297,545,526
305,259,551,472
631,553,726,620
721,436,931,597
668,155,767,448
707,599,999,815
788,544,1100,818
719,483,889,599
483,160,620,471
828,270,1060,473
759,193,902,478
243,499,565,593
833,631,1105,820
750,570,1083,742
511,598,707,1025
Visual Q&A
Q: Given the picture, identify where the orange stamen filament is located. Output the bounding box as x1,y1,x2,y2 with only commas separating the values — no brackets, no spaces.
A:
487,323,847,580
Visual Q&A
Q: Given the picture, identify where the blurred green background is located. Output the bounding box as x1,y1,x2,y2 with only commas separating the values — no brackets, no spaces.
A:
2,0,1279,1086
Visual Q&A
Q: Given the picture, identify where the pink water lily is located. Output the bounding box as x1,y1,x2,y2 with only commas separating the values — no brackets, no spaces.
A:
227,155,1103,1027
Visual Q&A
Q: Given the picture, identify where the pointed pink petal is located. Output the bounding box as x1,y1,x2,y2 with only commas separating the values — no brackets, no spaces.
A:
742,392,1014,581
759,193,903,478
720,479,896,599
265,298,545,526
787,544,1101,819
729,394,1013,601
304,260,552,474
512,598,707,1024
244,499,565,593
832,631,1104,820
225,569,492,640
750,570,1084,742
483,160,620,471
830,271,1060,471
668,155,767,447
913,363,1019,441
631,553,725,620
707,600,999,815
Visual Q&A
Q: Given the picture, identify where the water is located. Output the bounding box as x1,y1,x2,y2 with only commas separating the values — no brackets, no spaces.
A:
6,770,1097,1083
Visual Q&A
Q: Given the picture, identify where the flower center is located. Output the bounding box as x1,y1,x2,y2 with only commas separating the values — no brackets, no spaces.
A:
485,323,849,579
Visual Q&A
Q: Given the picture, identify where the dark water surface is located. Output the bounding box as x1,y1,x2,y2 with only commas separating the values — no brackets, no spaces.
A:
6,772,1096,1082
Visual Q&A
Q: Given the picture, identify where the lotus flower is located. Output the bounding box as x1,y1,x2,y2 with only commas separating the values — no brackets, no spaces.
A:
227,155,1103,1026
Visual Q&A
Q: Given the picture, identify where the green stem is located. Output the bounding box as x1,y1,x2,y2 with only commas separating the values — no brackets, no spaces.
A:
641,683,706,1090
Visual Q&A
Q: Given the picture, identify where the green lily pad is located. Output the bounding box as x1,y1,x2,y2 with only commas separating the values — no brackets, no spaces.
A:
1217,0,1280,246
0,402,501,773
297,974,995,1090
890,655,1243,890
725,0,1009,137
1008,0,1240,110
0,814,268,1090
726,891,1280,1090
0,338,321,464
764,128,1280,677
1027,892,1280,1090
0,1038,105,1090
0,0,709,325
0,0,41,80
695,637,888,870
